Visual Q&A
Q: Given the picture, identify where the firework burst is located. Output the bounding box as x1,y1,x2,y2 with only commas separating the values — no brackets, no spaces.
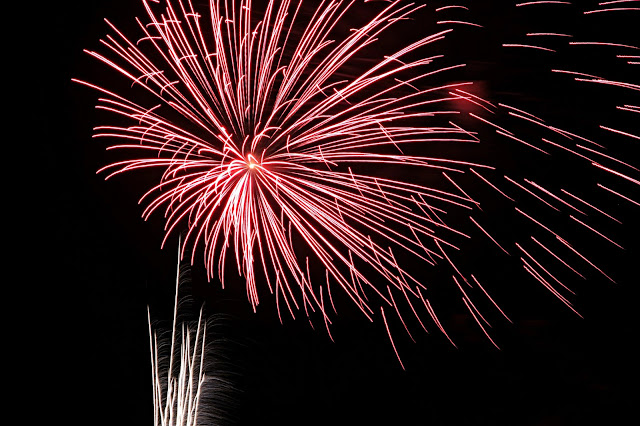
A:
76,0,491,344
76,0,638,364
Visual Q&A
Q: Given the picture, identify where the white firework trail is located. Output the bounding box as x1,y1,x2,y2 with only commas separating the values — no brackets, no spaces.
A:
148,242,239,426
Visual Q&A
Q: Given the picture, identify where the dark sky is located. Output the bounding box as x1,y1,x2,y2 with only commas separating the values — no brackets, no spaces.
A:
31,1,638,425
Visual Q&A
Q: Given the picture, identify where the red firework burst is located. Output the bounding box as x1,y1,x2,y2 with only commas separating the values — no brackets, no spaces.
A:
76,0,639,366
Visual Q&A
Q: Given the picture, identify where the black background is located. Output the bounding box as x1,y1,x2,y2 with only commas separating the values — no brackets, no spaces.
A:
29,1,637,425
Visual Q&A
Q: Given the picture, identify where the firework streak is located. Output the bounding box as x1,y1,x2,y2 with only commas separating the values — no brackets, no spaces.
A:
77,0,638,365
149,243,239,426
149,285,208,426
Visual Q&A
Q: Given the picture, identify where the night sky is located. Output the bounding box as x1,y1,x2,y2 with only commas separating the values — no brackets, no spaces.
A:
31,1,638,425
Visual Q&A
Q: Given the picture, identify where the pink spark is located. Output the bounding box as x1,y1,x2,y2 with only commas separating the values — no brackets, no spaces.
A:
381,306,405,370
569,215,624,250
584,7,640,14
531,236,586,280
470,168,515,202
560,189,622,224
593,162,640,186
526,33,573,37
470,275,512,323
599,125,640,141
598,184,640,206
435,6,470,12
437,20,484,27
469,217,510,255
503,44,556,52
516,1,572,6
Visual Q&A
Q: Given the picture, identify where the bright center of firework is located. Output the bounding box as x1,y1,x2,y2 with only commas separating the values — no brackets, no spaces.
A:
247,154,259,170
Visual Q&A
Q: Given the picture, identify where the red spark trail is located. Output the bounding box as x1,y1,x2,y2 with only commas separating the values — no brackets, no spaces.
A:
469,216,510,255
598,183,640,206
560,189,622,224
516,1,572,6
502,44,557,53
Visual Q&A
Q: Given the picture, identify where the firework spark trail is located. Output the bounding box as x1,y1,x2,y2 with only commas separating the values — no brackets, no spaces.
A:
472,0,639,313
149,241,240,426
79,0,639,364
149,253,209,426
149,299,207,426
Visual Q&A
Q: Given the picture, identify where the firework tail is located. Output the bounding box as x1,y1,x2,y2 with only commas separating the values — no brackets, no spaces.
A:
149,239,240,425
